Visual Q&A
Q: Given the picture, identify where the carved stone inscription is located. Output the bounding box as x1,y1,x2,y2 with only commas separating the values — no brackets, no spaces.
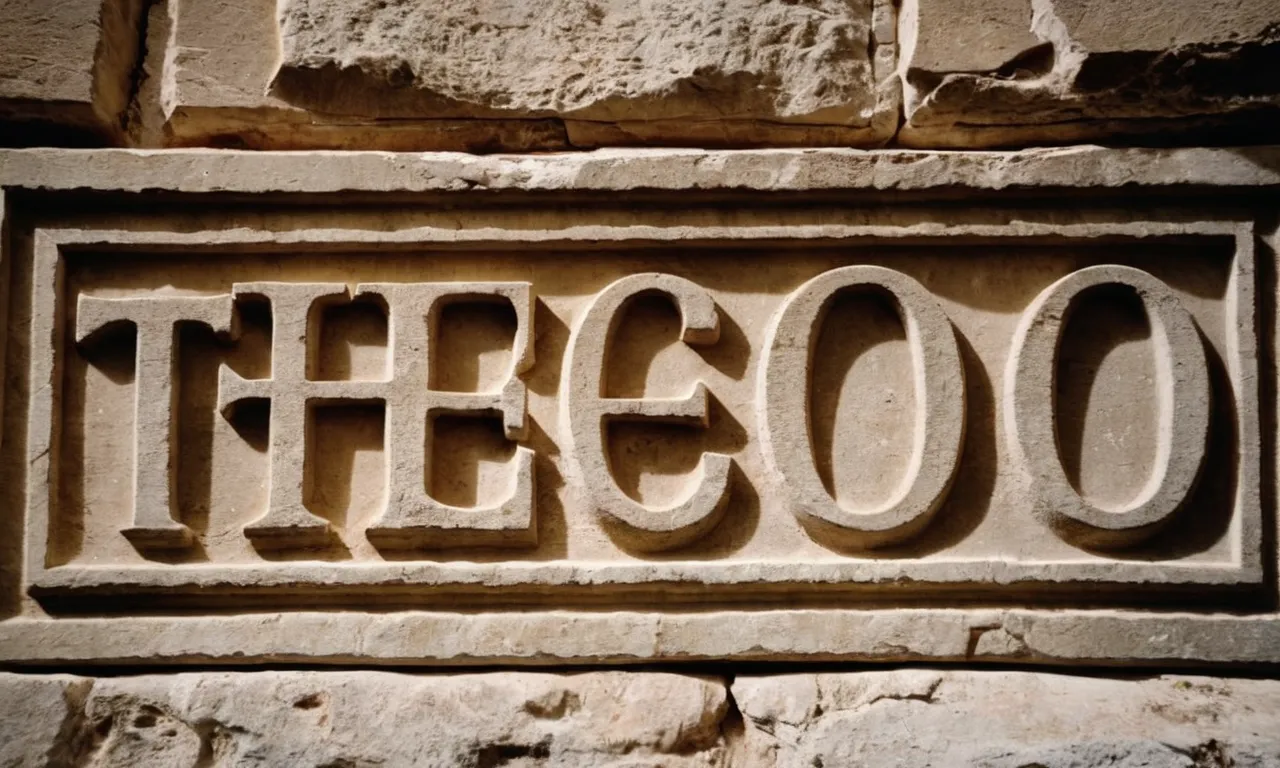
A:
27,223,1262,604
214,282,536,550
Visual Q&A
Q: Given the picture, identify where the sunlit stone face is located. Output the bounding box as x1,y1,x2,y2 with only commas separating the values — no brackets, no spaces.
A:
0,147,1273,669
22,205,1259,589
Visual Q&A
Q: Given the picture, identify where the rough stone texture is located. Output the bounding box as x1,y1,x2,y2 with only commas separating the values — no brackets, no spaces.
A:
4,0,1280,148
273,0,895,136
0,675,92,767
734,671,1280,767
2,671,1279,766
900,0,1280,146
136,0,570,151
0,672,728,766
132,0,897,150
0,0,146,145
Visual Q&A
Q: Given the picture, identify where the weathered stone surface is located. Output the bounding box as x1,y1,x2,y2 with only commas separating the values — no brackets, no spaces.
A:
4,146,1280,194
900,0,1280,146
0,672,728,766
0,146,1275,667
0,675,92,767
0,0,145,144
4,671,1279,766
136,0,896,149
131,0,568,151
5,0,1280,149
734,671,1280,767
273,0,889,124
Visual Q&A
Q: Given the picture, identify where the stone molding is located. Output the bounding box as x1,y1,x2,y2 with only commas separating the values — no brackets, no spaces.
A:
3,146,1280,194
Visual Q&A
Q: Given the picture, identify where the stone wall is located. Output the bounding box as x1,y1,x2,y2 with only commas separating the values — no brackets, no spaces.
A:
1,1,1280,766
2,0,1279,149
4,671,1279,766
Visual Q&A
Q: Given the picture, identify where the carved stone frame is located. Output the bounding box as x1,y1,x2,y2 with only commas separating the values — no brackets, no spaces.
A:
0,147,1276,668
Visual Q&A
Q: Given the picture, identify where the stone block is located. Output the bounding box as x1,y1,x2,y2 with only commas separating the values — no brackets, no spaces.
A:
0,146,1278,667
0,672,728,766
136,0,897,149
0,675,93,766
899,0,1280,146
0,0,145,144
734,671,1280,767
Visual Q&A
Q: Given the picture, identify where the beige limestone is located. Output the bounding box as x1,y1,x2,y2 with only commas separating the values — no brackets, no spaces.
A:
1006,265,1211,549
0,675,92,766
135,0,897,149
140,0,569,151
0,146,1276,667
273,0,885,124
899,0,1280,146
760,265,966,549
360,282,537,550
76,293,237,550
4,0,1280,149
2,670,1279,765
5,610,1280,666
211,281,537,550
4,146,1280,195
18,219,1259,591
734,671,1280,767
0,671,728,766
562,273,730,552
0,0,145,144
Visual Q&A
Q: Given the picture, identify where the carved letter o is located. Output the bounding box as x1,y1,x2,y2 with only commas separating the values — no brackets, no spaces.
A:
1005,265,1210,548
759,266,967,548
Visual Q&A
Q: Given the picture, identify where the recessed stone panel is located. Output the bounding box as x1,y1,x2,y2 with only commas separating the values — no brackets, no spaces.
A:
0,147,1277,667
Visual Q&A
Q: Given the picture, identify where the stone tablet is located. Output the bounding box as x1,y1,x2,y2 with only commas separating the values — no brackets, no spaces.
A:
0,146,1277,667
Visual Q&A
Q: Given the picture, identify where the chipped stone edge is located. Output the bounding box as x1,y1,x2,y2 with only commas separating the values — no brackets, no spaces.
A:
1,146,1279,195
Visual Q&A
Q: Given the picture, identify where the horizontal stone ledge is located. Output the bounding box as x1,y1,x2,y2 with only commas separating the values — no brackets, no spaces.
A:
29,557,1260,603
1,669,1278,767
2,611,1280,667
2,146,1280,195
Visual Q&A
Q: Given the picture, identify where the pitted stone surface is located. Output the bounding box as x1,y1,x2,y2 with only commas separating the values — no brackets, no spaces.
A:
129,0,898,149
134,0,571,151
2,671,1279,766
272,0,881,124
900,0,1280,146
0,672,728,767
734,671,1280,767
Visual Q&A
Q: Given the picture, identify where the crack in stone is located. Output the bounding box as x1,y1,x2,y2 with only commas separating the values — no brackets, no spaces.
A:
863,676,944,708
